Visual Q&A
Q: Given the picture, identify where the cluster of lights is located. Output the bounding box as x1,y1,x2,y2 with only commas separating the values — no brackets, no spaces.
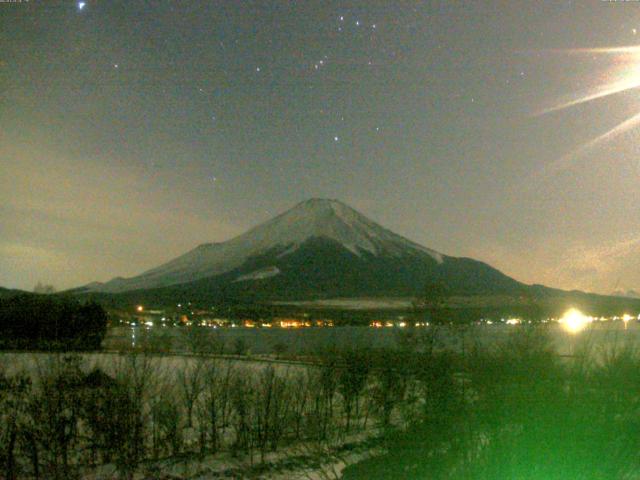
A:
128,304,637,333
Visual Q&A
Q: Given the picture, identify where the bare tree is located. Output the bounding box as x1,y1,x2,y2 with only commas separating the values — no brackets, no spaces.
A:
150,395,183,457
371,349,409,427
289,371,312,440
196,359,235,454
337,350,370,433
177,358,204,428
110,352,160,479
0,371,31,480
28,355,85,480
252,366,292,462
229,371,256,461
402,282,450,354
33,282,56,294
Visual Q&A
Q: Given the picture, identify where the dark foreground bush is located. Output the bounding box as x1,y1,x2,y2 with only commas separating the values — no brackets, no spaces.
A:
0,293,107,350
344,326,640,480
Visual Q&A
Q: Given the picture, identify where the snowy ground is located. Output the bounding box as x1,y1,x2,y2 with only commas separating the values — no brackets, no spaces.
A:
0,351,307,377
83,432,384,480
0,352,383,479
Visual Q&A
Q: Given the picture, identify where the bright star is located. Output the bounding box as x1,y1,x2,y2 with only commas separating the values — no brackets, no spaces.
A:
334,136,339,142
78,2,86,10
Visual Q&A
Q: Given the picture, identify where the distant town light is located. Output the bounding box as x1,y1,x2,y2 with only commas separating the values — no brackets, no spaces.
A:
136,305,143,312
560,308,591,334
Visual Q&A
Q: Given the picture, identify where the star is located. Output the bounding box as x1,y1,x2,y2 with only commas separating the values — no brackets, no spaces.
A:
339,16,344,22
78,2,86,11
334,136,339,142
113,64,119,69
634,28,638,35
256,67,261,72
355,20,360,26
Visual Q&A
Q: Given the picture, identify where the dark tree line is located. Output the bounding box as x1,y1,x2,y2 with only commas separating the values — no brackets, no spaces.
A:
0,294,108,350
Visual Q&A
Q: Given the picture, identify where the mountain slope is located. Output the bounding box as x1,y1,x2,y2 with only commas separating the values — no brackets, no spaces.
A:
82,198,525,299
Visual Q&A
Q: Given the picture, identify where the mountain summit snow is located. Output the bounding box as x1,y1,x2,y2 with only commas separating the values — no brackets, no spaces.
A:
232,198,443,260
84,198,524,298
88,199,442,293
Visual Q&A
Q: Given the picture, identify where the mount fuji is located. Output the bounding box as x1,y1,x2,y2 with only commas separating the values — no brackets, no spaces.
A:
82,199,527,300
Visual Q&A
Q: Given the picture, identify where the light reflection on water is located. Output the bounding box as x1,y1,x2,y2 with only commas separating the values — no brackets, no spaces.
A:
120,321,640,357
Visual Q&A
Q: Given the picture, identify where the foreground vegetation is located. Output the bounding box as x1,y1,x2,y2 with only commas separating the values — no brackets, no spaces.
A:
346,327,640,479
1,325,640,479
0,294,107,350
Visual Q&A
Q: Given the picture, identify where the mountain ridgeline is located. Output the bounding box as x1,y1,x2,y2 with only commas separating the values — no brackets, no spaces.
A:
73,199,640,315
78,199,526,301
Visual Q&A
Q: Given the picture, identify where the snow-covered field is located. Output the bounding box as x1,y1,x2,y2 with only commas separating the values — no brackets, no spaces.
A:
0,351,306,377
0,350,384,479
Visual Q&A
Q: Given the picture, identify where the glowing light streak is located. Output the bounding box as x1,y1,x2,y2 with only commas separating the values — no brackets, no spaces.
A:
534,45,640,174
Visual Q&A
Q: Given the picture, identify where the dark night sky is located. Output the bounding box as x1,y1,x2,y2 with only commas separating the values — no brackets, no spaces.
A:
3,0,640,294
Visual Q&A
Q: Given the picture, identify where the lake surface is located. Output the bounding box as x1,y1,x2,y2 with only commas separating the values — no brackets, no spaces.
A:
105,321,640,357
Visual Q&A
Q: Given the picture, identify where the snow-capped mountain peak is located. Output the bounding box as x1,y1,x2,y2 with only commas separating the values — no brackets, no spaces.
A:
87,198,443,293
245,198,442,259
